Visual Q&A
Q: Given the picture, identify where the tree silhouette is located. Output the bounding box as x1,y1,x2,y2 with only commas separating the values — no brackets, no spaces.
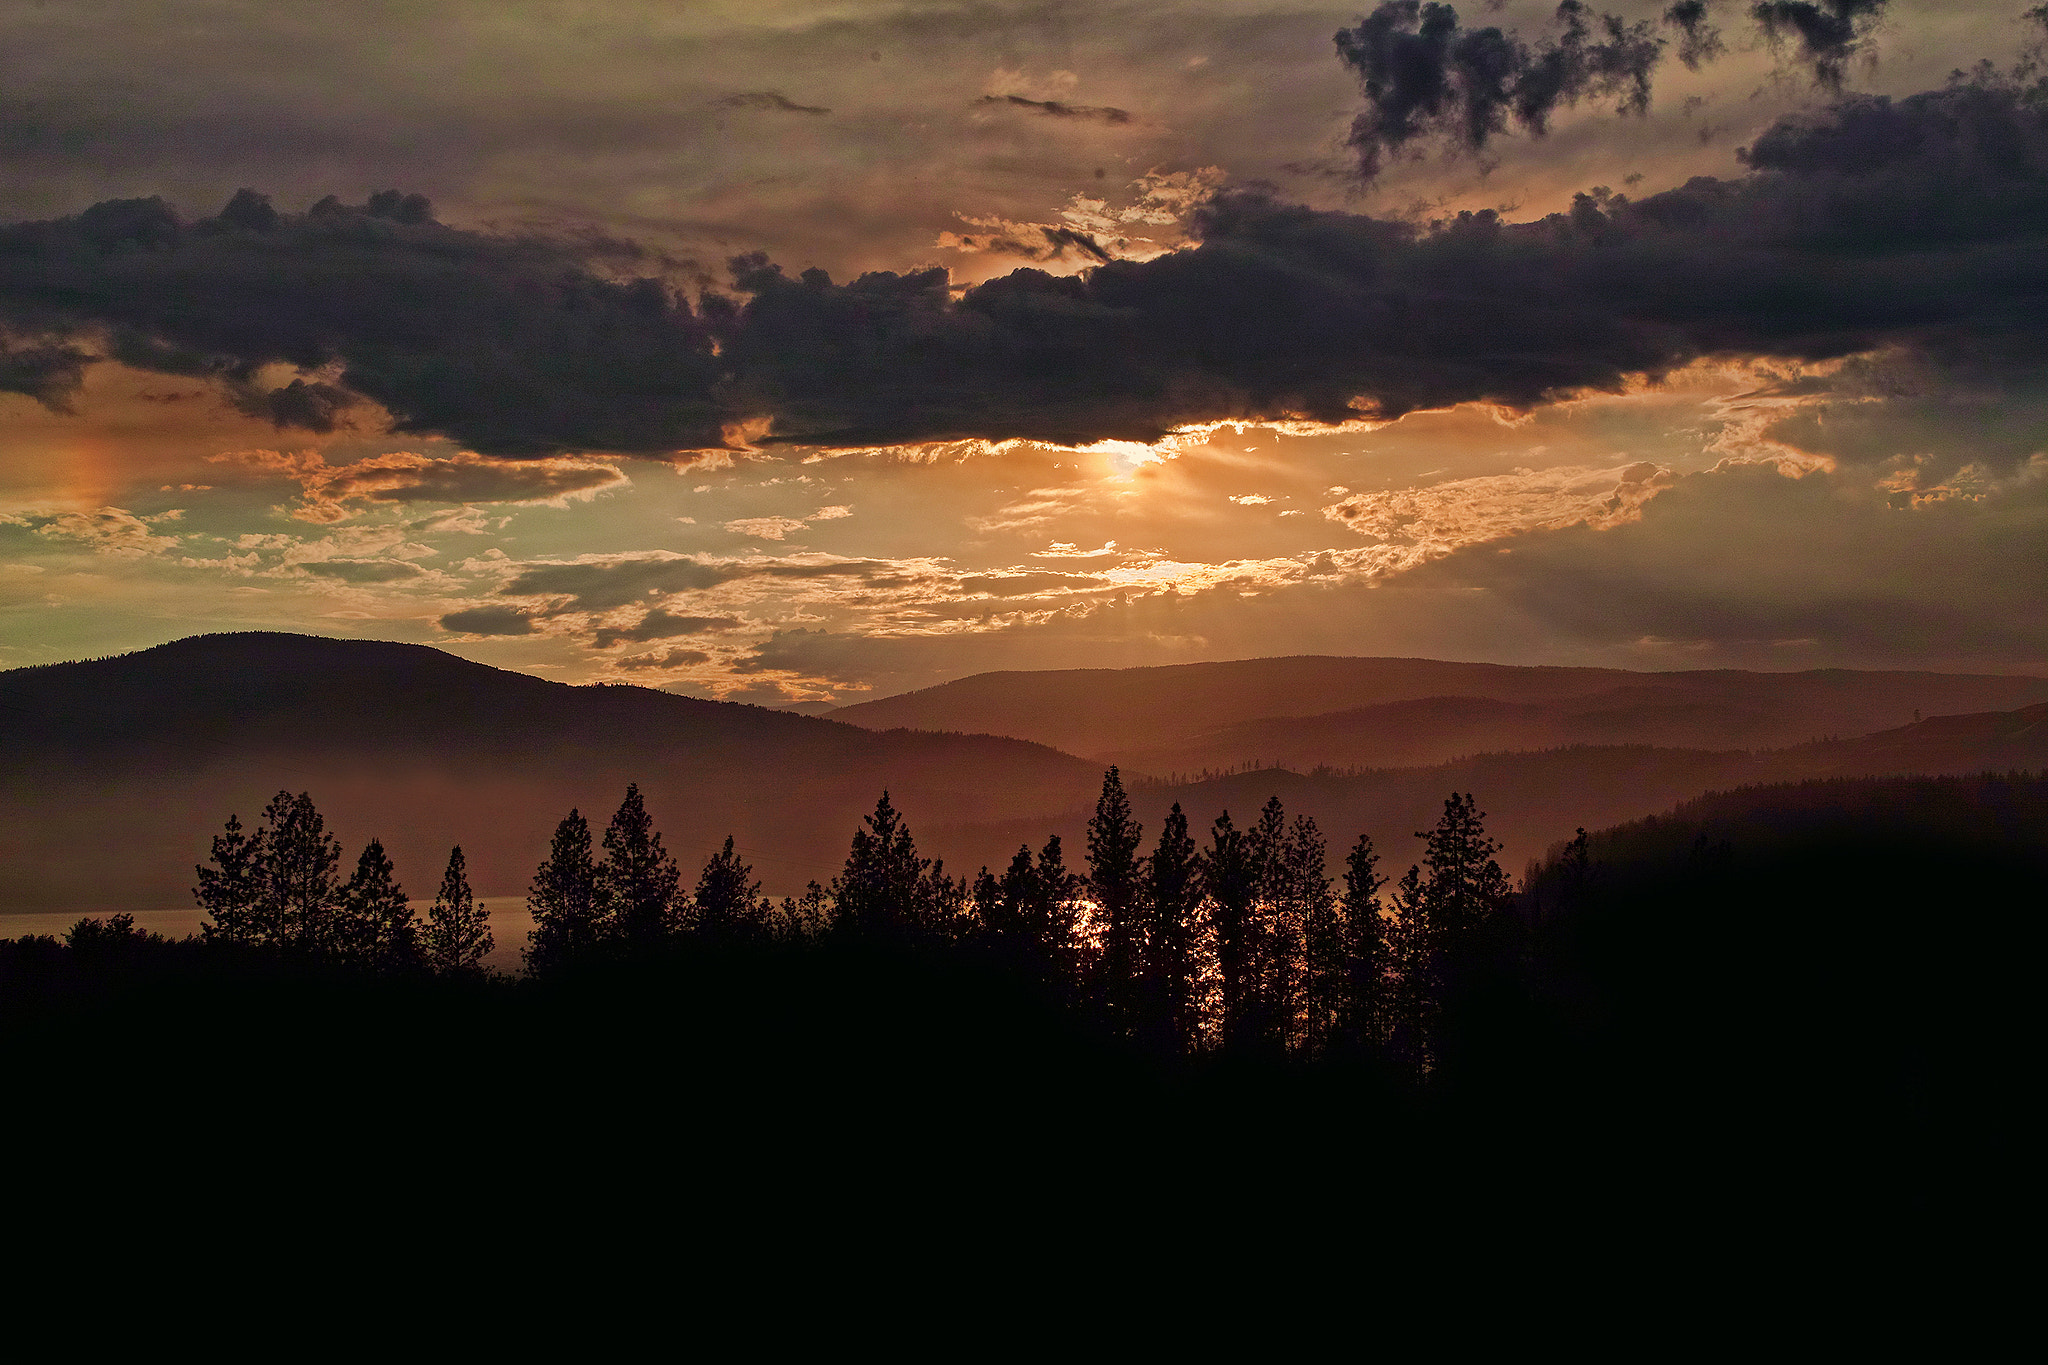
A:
1086,767,1144,1031
195,811,265,946
1141,802,1202,1057
1204,810,1261,1053
831,791,938,941
257,790,343,953
1284,815,1336,1055
1336,833,1389,1054
599,783,680,949
424,845,492,977
1418,792,1511,941
691,836,765,942
341,837,418,971
526,808,602,975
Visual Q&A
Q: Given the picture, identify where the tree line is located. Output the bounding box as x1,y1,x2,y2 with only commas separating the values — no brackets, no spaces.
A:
191,769,1530,1070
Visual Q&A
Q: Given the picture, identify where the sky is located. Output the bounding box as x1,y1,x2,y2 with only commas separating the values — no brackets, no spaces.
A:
2,0,2045,705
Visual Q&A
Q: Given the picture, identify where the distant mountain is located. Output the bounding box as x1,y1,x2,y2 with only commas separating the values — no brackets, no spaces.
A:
922,703,2048,881
829,656,2048,772
0,633,1106,913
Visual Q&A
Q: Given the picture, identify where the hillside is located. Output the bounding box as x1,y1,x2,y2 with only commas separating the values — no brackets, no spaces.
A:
829,656,2048,772
924,703,2048,881
0,633,1107,912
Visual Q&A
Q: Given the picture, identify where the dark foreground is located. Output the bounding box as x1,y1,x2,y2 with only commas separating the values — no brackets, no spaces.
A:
5,775,2037,1250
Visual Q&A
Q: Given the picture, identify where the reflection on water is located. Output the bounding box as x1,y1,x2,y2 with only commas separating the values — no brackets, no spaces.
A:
0,902,539,976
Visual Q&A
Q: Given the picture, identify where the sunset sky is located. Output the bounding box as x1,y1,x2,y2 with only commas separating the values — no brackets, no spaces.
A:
2,0,2044,705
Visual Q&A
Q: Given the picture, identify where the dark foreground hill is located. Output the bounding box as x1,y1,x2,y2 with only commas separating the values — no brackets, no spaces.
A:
0,633,1106,912
829,655,2048,772
6,772,2035,1233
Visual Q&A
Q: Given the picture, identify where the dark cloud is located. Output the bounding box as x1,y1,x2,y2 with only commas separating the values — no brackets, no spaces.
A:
614,647,712,669
4,66,2040,457
1751,1,1887,90
719,74,2048,449
500,555,735,612
0,190,724,456
714,92,831,116
439,605,538,636
592,608,742,648
0,334,93,410
500,552,883,613
957,571,1100,597
296,558,425,583
327,454,625,505
972,95,1132,125
1664,2,1727,70
1334,1,1666,180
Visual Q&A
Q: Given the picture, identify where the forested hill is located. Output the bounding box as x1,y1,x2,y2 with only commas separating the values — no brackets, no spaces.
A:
828,656,2048,771
0,633,1105,912
923,703,2048,883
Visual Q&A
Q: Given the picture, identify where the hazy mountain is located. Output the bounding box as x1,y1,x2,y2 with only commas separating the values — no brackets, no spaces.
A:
923,703,2048,881
0,633,1105,913
829,657,2048,772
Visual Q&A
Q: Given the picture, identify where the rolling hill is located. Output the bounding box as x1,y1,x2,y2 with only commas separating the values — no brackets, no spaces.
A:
0,633,1107,912
828,656,2048,773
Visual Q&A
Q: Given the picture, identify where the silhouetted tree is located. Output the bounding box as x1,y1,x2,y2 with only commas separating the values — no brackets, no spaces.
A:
1336,833,1390,1053
1204,810,1262,1053
775,881,831,942
599,783,680,949
831,792,939,941
424,845,492,977
1086,767,1144,1030
257,790,344,953
1283,815,1336,1055
195,812,265,945
1386,862,1429,1076
341,837,418,971
1418,792,1511,941
1141,802,1202,1057
526,808,602,975
691,836,765,942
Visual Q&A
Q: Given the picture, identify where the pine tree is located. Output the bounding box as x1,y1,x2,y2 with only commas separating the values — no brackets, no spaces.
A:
1243,796,1292,1054
1142,802,1202,1057
340,837,418,971
526,808,602,975
424,845,492,977
1203,810,1261,1053
1418,792,1511,941
195,811,265,945
257,790,344,953
691,836,764,942
1284,815,1336,1056
830,791,934,940
1086,767,1145,1031
1386,862,1430,1076
599,783,681,950
1336,832,1389,1053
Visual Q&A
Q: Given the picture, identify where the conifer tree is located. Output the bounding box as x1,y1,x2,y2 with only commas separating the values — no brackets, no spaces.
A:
599,783,681,949
1142,802,1202,1056
195,811,265,945
1283,815,1335,1055
1336,832,1389,1052
341,837,418,970
257,790,344,953
1086,767,1144,1029
1242,796,1292,1053
424,845,492,977
526,808,602,975
691,836,764,942
1418,792,1511,940
1386,862,1430,1075
830,791,934,940
1204,810,1261,1053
